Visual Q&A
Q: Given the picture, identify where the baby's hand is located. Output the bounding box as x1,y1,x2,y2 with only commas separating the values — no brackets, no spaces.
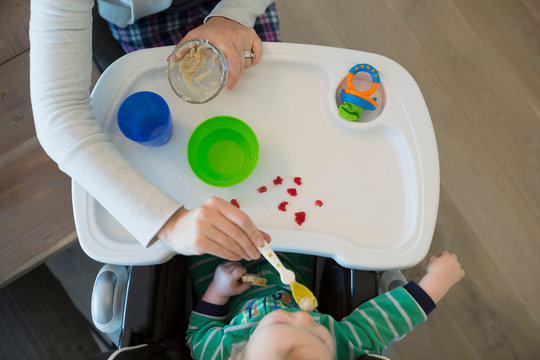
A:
427,251,465,288
213,261,252,297
419,251,465,304
202,262,251,305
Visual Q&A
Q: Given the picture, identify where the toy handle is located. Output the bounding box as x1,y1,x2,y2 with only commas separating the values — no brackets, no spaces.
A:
348,64,380,83
346,63,380,97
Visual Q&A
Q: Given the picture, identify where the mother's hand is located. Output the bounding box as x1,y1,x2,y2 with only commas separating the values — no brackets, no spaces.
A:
179,16,263,89
157,197,270,261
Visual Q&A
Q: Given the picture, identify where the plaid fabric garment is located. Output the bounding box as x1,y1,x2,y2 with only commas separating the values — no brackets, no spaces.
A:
107,1,280,52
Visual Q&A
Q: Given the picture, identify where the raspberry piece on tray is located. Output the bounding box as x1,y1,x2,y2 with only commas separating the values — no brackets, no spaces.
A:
287,188,297,196
273,176,283,185
315,200,323,207
294,177,302,185
294,211,306,226
278,201,288,212
230,199,240,208
258,186,268,193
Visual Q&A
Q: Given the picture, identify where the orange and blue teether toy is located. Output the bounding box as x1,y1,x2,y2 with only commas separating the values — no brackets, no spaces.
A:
339,64,380,121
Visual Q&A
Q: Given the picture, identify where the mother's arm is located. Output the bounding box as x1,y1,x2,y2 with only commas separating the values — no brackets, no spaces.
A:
29,0,269,259
30,0,181,247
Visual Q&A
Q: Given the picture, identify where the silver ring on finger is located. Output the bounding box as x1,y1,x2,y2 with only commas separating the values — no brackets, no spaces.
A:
244,50,255,58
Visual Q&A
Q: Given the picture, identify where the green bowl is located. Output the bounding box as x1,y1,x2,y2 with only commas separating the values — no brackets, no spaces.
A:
187,116,259,187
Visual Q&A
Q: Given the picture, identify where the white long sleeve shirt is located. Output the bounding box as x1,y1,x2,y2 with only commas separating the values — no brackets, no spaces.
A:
29,0,272,247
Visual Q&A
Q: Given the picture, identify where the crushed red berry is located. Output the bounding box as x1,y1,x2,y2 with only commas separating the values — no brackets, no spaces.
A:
295,211,306,226
287,188,297,196
273,176,283,185
258,186,268,193
278,201,288,212
315,200,323,207
230,199,240,208
294,177,302,185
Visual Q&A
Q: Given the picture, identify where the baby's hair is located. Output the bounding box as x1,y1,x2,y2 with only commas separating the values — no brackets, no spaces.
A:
228,340,317,360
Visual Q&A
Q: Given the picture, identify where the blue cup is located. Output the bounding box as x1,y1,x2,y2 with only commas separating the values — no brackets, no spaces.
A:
117,91,172,146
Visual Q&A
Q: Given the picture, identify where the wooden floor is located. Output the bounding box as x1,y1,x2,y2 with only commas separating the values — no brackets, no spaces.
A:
1,0,539,359
0,264,100,359
275,0,540,358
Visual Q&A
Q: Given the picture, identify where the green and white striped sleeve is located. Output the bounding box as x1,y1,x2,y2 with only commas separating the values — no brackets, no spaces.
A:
187,308,229,360
187,300,257,360
318,284,433,358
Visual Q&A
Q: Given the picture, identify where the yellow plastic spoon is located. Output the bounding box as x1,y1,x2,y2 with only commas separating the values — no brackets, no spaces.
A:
258,241,318,311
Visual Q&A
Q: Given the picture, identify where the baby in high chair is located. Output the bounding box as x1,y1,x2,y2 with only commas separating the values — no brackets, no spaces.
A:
187,251,464,359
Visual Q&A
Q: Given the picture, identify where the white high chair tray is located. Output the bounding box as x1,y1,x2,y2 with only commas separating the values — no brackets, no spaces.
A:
73,42,439,270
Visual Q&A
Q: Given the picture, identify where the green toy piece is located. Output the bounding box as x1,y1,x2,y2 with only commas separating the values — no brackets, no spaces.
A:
338,102,363,121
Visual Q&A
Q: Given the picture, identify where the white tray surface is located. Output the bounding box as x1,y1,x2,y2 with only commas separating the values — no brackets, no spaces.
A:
73,43,439,269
